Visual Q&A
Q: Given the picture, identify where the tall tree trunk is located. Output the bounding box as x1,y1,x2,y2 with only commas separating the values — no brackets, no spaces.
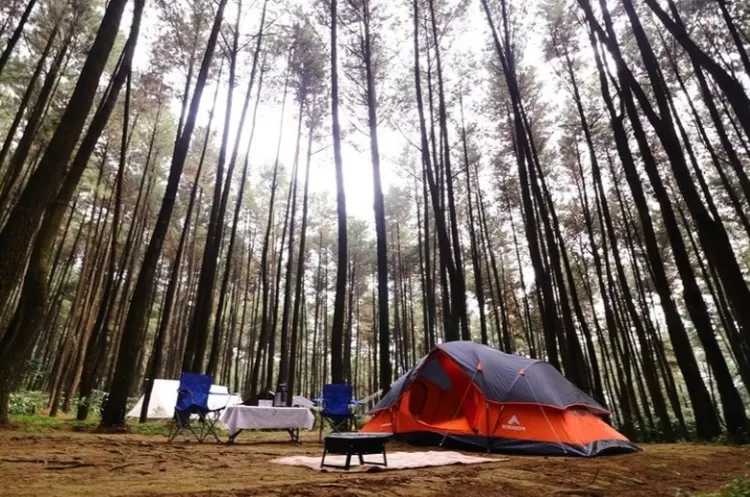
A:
278,96,305,389
428,0,468,341
415,172,432,354
207,0,267,380
644,0,750,140
189,3,243,374
0,0,142,424
100,0,228,427
265,161,296,393
460,94,487,345
49,161,108,415
481,0,562,370
344,258,356,383
0,19,58,176
595,0,750,345
309,232,324,398
362,0,390,393
137,94,208,421
475,176,513,352
0,0,130,308
330,0,349,384
247,50,291,401
287,108,316,404
0,0,38,78
413,0,459,342
602,0,727,438
573,7,697,439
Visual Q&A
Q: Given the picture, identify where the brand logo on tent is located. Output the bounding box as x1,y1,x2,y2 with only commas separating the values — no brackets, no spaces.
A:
502,414,526,431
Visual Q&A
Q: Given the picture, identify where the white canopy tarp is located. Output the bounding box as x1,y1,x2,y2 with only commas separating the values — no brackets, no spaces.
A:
126,379,242,419
291,395,314,408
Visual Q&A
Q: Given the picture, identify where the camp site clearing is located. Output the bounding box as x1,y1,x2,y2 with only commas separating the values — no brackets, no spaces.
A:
0,429,747,497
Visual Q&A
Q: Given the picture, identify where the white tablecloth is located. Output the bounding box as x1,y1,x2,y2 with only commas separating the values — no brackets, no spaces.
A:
219,405,315,434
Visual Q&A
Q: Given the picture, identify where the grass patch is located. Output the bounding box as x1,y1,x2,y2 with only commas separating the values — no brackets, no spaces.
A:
6,414,172,436
126,420,173,436
7,414,67,432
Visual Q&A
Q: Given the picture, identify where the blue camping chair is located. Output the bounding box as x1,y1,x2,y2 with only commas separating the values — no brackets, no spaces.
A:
316,384,360,441
167,373,225,443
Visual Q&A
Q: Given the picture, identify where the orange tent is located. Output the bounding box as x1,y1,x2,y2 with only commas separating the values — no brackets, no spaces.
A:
361,342,638,457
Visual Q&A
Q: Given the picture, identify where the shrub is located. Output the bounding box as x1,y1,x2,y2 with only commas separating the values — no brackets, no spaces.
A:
71,389,109,417
700,477,750,497
8,391,48,415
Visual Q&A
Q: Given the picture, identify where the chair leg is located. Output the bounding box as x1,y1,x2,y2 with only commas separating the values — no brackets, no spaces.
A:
320,449,327,468
344,453,352,471
167,421,180,443
168,415,185,442
205,414,222,443
204,423,212,443
183,414,203,443
197,420,205,443
382,447,388,467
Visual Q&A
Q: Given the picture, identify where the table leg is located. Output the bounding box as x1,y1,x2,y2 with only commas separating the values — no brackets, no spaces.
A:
227,429,243,444
286,428,300,443
286,428,301,443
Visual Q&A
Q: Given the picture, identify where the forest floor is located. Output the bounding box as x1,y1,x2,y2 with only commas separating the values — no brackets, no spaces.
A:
0,423,747,497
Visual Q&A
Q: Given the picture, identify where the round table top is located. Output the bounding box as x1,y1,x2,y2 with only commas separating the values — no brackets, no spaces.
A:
325,432,393,440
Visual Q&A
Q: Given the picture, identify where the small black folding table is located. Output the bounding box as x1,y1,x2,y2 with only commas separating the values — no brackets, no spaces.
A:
320,432,392,470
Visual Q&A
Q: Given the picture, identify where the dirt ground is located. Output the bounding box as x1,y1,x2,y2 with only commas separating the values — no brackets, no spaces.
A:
0,429,747,497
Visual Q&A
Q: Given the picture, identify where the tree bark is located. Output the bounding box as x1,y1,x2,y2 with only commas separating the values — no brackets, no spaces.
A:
287,108,316,402
362,0,390,393
277,96,304,389
330,0,349,384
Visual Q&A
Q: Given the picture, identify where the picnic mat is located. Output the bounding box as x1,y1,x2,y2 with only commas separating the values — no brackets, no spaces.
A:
272,451,507,472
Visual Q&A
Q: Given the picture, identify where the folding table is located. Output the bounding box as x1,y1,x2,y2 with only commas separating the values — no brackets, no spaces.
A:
220,405,315,443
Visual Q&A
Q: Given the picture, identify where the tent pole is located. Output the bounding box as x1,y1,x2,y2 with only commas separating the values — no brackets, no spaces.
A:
525,376,567,454
440,368,479,447
485,400,491,452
